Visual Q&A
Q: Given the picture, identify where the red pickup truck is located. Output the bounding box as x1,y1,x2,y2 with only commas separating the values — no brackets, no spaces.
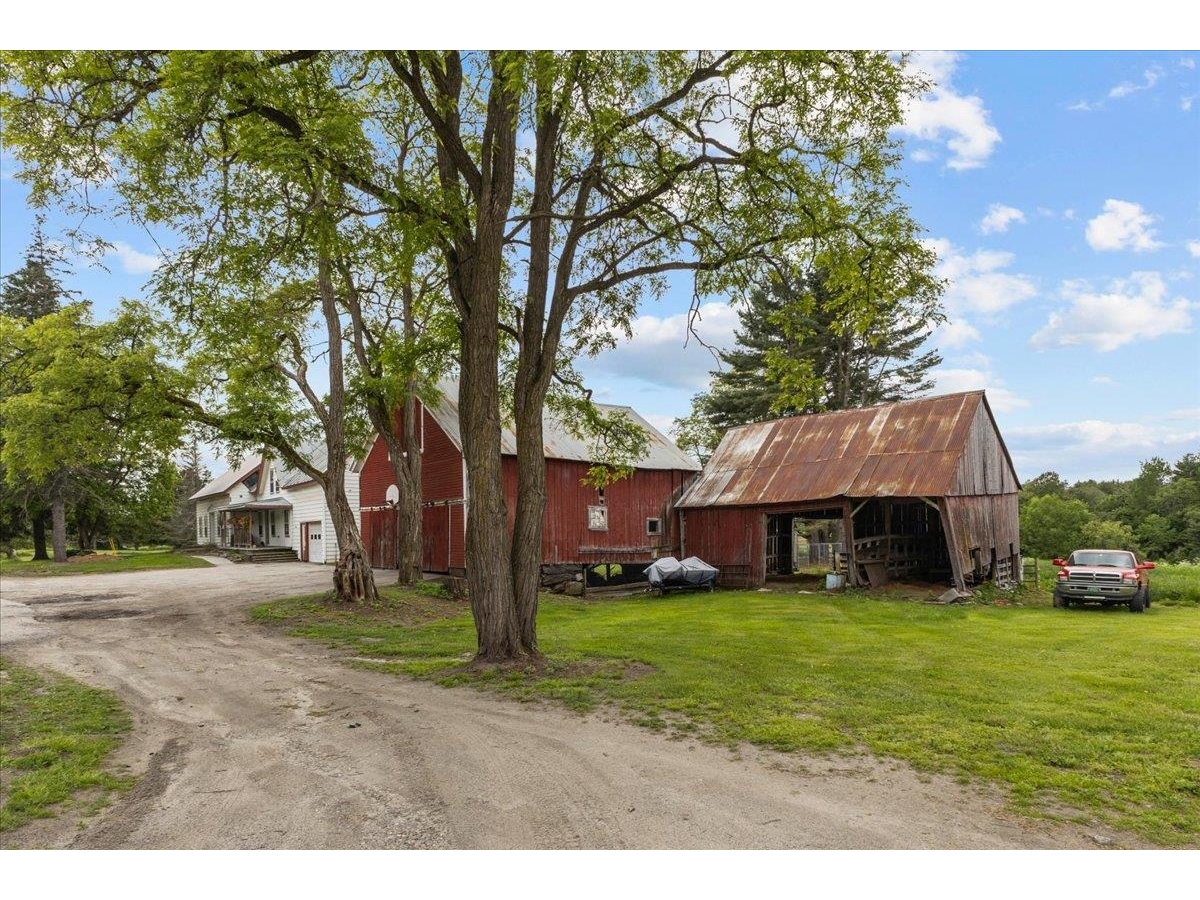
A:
1052,549,1156,613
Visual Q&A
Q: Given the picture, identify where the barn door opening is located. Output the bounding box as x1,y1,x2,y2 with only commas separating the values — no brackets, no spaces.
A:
767,508,845,586
848,498,953,588
764,513,795,576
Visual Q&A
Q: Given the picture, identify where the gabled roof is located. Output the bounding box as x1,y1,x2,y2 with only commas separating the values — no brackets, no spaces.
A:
424,379,700,472
676,391,1018,508
189,454,263,501
191,440,361,501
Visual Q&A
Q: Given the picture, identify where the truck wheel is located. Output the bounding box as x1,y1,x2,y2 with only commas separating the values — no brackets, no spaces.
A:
1144,587,1151,607
1129,591,1146,613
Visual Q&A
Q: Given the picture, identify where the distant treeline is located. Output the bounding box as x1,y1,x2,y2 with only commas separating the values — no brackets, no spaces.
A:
1019,453,1200,562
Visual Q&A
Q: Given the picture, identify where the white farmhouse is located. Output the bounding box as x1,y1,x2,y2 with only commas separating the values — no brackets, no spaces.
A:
190,446,361,564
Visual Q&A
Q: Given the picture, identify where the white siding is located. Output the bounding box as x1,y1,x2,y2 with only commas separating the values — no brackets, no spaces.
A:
286,483,331,563
194,497,225,545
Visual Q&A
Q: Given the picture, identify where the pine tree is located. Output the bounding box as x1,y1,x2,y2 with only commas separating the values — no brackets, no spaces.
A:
1,219,71,321
675,267,942,461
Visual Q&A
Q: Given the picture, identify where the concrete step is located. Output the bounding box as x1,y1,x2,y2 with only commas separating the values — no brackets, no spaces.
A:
241,548,300,563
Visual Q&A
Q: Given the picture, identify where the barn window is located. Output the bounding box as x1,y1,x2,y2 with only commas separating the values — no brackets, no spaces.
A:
587,505,609,531
597,487,606,506
646,517,662,536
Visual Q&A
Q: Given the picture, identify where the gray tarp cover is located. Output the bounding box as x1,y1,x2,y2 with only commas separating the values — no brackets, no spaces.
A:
646,555,718,588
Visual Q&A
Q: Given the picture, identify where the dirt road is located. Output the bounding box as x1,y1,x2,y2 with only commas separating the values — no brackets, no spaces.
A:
1,563,1116,849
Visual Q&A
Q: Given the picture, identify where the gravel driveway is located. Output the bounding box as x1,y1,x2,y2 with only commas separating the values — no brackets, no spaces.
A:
0,562,1115,849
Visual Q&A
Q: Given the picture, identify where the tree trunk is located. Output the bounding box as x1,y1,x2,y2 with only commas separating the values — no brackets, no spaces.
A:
460,334,521,660
511,390,549,652
31,511,49,560
326,481,378,603
78,520,94,553
394,389,423,584
509,73,569,656
314,237,377,605
51,484,67,562
445,52,525,662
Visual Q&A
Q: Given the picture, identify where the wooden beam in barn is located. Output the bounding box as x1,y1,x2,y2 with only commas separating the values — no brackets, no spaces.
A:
937,497,968,593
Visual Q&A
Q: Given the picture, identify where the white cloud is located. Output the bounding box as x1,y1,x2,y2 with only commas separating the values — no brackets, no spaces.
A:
1063,209,1077,221
1091,375,1119,386
927,237,1037,317
1030,271,1194,352
935,319,981,349
107,241,161,275
1180,58,1196,70
641,412,679,438
1184,95,1197,112
1068,99,1099,112
1108,66,1164,99
1188,240,1200,258
1010,413,1200,460
586,301,740,391
932,357,1028,412
1009,410,1200,482
910,148,936,163
978,203,1026,235
1085,199,1163,253
898,51,1001,171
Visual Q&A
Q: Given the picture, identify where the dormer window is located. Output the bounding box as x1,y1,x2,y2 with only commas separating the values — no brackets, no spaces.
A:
269,466,278,495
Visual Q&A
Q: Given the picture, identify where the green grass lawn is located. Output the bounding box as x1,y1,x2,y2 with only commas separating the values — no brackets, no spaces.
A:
0,659,133,835
0,548,213,578
253,578,1200,847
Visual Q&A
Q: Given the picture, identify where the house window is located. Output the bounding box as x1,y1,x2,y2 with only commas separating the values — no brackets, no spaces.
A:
284,511,290,537
271,512,277,537
269,466,278,495
258,517,264,537
197,515,202,538
588,505,609,531
646,517,662,536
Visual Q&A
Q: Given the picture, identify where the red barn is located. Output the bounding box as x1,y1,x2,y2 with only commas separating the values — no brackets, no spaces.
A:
675,391,1021,592
359,382,700,577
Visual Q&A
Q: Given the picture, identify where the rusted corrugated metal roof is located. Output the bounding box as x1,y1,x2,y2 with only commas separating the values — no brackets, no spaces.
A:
677,392,988,508
428,379,699,472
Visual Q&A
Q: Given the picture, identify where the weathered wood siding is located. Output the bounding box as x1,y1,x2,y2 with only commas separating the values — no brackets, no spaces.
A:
359,402,465,510
950,402,1020,496
679,507,764,587
360,403,467,572
501,459,693,565
942,493,1020,567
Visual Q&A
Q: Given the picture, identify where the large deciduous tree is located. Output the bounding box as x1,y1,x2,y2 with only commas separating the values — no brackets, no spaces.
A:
1,222,72,558
3,50,935,660
0,302,187,561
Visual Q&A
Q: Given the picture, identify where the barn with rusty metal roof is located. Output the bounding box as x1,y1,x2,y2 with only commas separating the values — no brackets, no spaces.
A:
675,391,1021,592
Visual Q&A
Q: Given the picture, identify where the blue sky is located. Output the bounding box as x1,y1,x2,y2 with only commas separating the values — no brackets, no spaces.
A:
3,51,1197,482
577,51,1200,482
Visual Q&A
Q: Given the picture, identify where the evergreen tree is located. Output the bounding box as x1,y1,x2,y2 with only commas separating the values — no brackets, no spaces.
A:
165,437,211,546
675,266,942,461
0,218,71,321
